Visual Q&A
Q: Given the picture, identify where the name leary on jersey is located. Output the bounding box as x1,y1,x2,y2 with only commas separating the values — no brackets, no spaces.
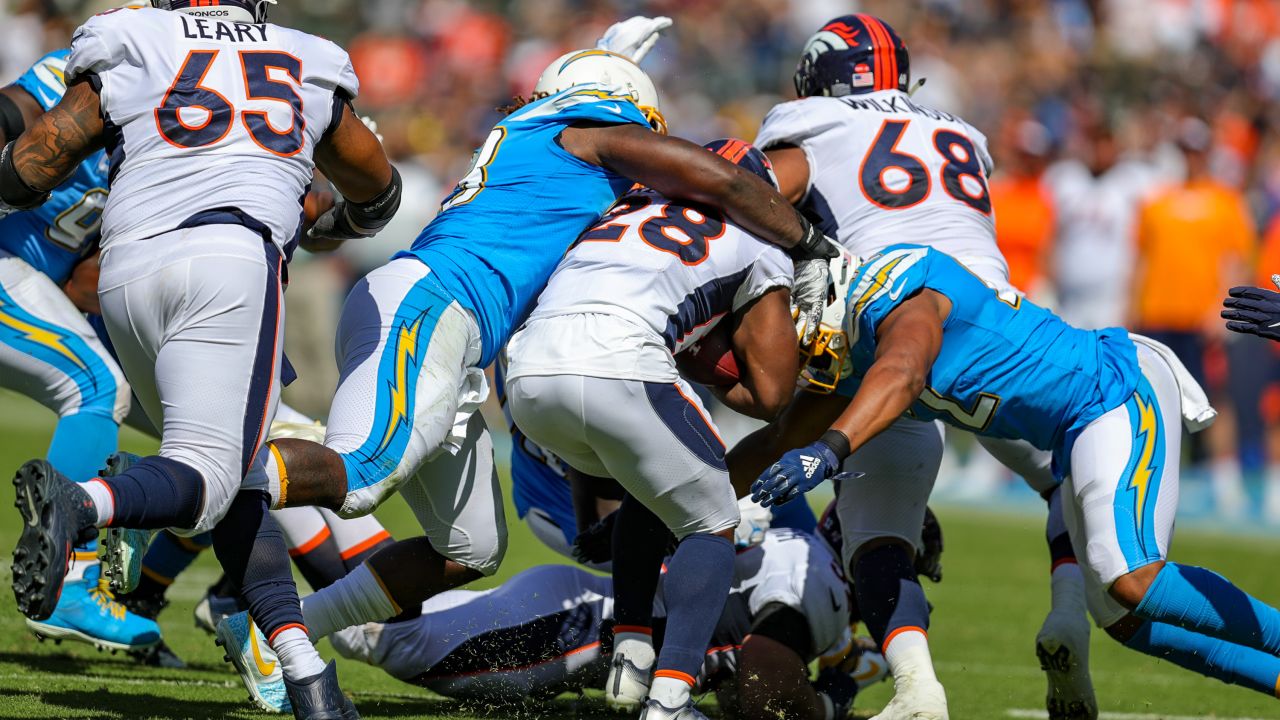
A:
178,15,270,42
840,93,964,123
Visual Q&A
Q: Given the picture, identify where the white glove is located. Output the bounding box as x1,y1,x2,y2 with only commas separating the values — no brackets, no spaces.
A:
596,16,673,63
360,115,384,145
793,253,831,345
734,495,772,549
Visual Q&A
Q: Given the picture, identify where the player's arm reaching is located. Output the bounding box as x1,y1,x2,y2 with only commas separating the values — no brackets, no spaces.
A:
1222,275,1280,343
752,289,950,507
716,287,799,420
0,78,103,217
305,103,400,252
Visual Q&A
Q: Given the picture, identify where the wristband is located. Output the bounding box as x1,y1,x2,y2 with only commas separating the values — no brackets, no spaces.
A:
343,166,402,235
0,141,49,209
818,429,851,463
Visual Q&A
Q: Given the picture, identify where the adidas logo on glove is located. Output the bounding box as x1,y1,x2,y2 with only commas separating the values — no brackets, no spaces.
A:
801,455,822,479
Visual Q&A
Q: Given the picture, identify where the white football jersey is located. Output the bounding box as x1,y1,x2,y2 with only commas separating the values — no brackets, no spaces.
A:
509,188,793,382
65,6,359,253
756,91,1007,275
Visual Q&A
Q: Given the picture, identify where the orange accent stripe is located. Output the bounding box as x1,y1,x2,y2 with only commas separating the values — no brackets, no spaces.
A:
883,626,927,652
246,256,283,477
654,669,696,687
613,625,653,636
267,622,307,644
1050,557,1078,573
339,530,392,560
141,565,176,587
175,534,212,553
72,550,98,562
287,526,331,557
872,16,897,91
91,478,115,525
1274,672,1280,699
673,383,725,448
565,641,601,657
366,564,403,615
860,15,894,91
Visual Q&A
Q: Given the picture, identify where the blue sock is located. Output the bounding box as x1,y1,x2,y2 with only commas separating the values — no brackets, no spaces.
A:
289,534,347,590
49,412,118,558
1136,563,1280,655
656,533,735,679
770,496,817,534
141,530,212,585
853,543,931,647
99,457,205,529
212,490,304,640
1125,619,1280,696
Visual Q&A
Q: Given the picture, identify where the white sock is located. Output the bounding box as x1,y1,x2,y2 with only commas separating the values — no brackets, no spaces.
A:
613,632,655,667
648,674,692,707
65,552,99,583
883,628,938,683
271,626,327,682
1049,562,1087,614
78,480,114,527
301,563,398,640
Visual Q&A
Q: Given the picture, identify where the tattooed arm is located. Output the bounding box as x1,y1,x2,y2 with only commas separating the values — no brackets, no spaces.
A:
10,78,104,192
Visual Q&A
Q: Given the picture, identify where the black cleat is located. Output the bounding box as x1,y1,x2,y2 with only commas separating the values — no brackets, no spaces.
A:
11,460,94,621
285,661,359,720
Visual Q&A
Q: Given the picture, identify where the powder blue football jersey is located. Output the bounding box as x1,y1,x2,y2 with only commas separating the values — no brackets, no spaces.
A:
0,50,110,284
836,244,1140,477
396,84,651,366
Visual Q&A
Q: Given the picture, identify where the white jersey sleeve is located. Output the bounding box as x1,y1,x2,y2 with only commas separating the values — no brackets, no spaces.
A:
756,92,1008,280
65,6,359,255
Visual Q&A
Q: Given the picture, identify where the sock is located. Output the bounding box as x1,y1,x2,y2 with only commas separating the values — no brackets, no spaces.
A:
65,538,99,583
48,412,118,483
1125,619,1280,696
301,563,399,640
852,543,931,647
770,495,817,534
611,495,674,629
275,506,347,590
649,674,694,708
319,509,393,572
655,533,734,680
137,530,212,595
1050,563,1087,615
212,490,311,681
1135,563,1280,655
270,625,327,681
79,479,115,527
883,627,939,683
93,456,205,529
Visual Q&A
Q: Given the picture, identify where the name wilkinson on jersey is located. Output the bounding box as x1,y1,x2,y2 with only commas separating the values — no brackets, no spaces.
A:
839,93,962,123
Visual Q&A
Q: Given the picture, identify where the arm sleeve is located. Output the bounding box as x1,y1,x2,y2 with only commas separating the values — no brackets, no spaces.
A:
732,245,794,312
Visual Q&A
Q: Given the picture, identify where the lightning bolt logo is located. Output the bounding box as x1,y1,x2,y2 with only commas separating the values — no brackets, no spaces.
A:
373,313,427,458
1127,392,1160,539
0,295,88,374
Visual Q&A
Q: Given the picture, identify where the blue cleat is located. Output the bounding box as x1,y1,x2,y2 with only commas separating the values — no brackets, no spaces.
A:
99,453,156,594
216,610,290,714
26,565,161,653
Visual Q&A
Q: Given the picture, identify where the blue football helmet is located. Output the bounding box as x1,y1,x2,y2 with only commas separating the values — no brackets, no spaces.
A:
794,14,910,98
151,0,275,23
702,138,778,189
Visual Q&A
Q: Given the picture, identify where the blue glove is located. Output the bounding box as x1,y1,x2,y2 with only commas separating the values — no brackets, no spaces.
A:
1222,279,1280,342
751,440,841,508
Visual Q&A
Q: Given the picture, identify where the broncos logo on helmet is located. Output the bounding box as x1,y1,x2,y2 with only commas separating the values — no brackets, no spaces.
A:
795,14,911,98
151,0,276,23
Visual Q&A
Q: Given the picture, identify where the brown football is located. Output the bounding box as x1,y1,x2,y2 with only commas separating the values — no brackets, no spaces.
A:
675,322,740,387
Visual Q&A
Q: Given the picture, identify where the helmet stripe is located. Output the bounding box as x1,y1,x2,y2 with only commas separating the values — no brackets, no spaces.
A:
859,14,894,92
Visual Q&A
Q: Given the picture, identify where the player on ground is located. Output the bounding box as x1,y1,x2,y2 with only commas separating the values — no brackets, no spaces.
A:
0,1,398,715
228,30,837,708
748,14,1093,719
328,528,887,720
505,140,813,719
0,41,161,657
753,244,1280,711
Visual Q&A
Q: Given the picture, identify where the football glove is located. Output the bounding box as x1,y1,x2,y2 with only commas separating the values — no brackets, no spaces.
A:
752,440,843,508
596,16,673,63
916,506,944,583
793,255,830,345
572,510,617,565
1222,276,1280,343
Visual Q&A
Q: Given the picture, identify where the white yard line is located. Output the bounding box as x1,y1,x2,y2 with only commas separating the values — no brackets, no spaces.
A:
1007,709,1273,720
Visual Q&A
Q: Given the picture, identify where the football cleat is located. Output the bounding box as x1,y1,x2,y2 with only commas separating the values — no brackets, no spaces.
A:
98,452,158,594
605,640,654,711
638,697,709,720
1037,606,1098,720
215,611,290,714
285,660,359,720
11,459,96,621
869,673,949,720
195,586,243,635
25,565,161,652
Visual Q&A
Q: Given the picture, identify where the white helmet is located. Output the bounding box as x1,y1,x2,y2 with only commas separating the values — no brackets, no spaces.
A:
533,49,666,134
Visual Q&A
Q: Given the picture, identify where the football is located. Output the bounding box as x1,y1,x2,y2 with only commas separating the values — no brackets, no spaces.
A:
675,321,740,387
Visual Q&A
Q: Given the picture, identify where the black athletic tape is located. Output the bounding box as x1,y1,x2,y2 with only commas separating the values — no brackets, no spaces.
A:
819,429,852,463
0,94,25,142
750,602,815,660
344,165,402,234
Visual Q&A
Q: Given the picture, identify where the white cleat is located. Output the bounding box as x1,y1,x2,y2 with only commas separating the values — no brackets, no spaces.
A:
638,698,709,720
1036,607,1098,720
870,674,949,720
215,611,290,714
605,650,653,711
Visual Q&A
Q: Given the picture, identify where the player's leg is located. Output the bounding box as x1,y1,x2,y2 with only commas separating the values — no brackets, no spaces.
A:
318,508,393,573
1068,346,1280,689
837,417,948,720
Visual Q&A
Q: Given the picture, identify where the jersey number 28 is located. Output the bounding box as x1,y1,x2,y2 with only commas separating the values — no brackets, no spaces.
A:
155,50,305,157
859,119,991,214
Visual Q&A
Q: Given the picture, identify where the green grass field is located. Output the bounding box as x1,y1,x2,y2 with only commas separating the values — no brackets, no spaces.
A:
1,391,1279,719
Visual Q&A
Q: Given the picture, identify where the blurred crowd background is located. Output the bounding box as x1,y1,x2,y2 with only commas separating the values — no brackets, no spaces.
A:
5,0,1280,525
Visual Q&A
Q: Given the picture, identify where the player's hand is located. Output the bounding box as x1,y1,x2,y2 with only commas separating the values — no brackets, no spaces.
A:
751,441,842,508
595,16,673,63
916,506,944,583
793,255,830,345
573,510,617,565
305,198,370,252
1222,277,1280,342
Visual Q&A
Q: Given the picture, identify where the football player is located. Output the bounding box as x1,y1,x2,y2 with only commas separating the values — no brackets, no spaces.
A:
753,244,1280,713
746,14,1093,719
327,526,887,720
0,1,398,716
503,139,822,719
0,34,160,656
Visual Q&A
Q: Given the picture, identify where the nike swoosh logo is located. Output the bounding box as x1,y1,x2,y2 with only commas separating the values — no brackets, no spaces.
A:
601,103,623,114
24,490,37,528
1269,320,1280,328
250,624,277,677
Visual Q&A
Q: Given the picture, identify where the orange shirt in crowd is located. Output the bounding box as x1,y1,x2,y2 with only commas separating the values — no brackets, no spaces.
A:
990,175,1054,292
1134,179,1255,331
1257,215,1280,287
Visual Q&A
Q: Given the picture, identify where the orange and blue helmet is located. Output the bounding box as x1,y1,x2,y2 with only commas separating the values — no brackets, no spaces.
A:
794,14,910,98
151,0,275,23
702,138,778,189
